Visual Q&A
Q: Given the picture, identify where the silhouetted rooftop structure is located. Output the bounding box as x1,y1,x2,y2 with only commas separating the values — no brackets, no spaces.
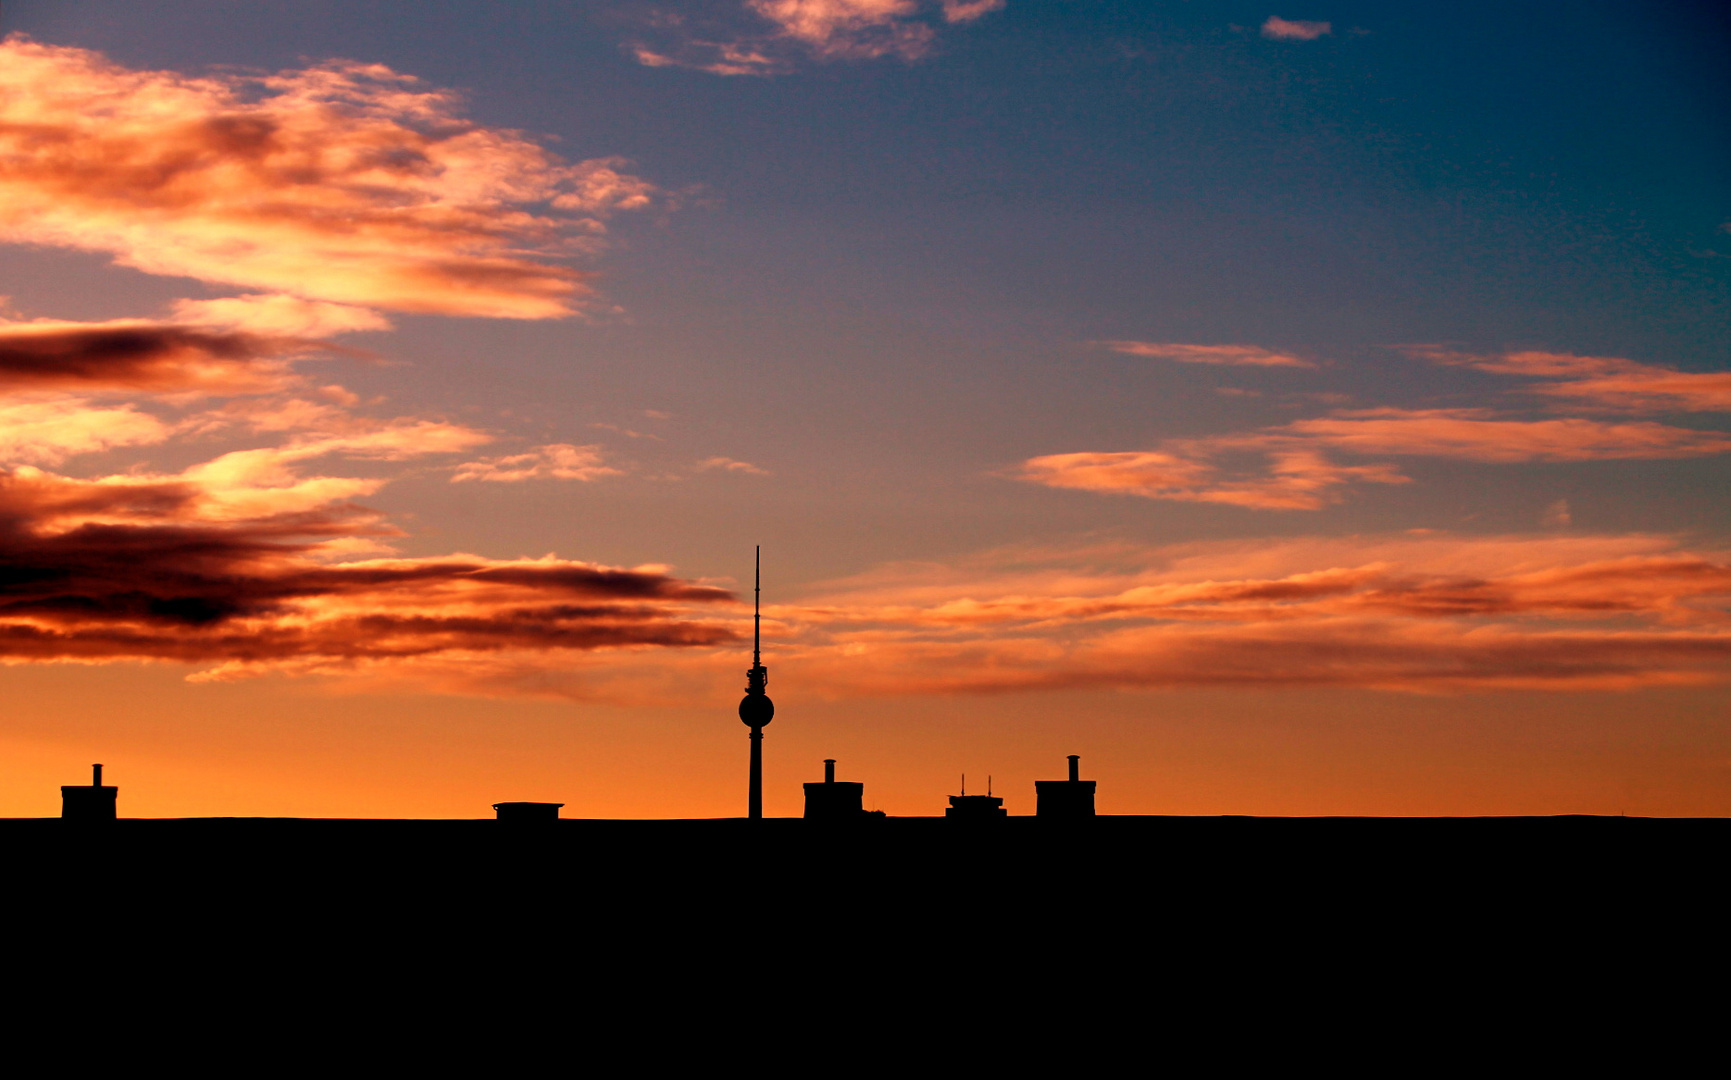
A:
1035,755,1095,819
946,774,1006,819
493,801,563,821
62,763,117,822
804,758,869,820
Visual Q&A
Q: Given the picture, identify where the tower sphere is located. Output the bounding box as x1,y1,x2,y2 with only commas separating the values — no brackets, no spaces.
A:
739,694,774,727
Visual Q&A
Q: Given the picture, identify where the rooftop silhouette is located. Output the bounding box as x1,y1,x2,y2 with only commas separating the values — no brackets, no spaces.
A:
946,774,1006,820
61,763,116,822
1035,755,1096,820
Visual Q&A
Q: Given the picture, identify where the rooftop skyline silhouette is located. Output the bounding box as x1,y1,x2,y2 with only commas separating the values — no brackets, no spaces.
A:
0,2,1725,820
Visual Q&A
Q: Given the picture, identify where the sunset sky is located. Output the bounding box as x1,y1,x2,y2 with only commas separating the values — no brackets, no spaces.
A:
1,0,1727,818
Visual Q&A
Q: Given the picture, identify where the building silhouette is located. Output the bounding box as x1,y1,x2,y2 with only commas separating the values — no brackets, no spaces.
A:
494,801,563,821
1035,755,1096,819
804,759,868,820
62,763,117,821
945,774,1006,820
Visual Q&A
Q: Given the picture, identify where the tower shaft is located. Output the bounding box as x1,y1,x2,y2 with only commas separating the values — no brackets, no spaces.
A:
749,728,763,821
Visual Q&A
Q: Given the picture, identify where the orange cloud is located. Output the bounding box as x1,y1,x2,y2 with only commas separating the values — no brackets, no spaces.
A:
1285,409,1731,461
1016,447,1406,510
0,399,172,464
1018,409,1731,509
1102,341,1316,368
396,533,1731,702
451,444,622,483
0,38,658,318
696,456,770,475
1414,348,1731,414
762,534,1731,696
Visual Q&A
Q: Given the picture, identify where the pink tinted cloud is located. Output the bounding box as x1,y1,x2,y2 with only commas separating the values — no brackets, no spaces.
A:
940,0,1004,22
0,39,659,318
628,0,1004,75
750,0,934,58
1102,341,1316,368
1261,16,1332,40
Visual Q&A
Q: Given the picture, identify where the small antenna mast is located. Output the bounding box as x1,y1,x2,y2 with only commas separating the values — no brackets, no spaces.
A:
754,544,761,669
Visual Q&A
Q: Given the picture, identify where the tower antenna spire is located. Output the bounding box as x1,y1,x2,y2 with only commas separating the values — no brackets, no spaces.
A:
738,546,774,819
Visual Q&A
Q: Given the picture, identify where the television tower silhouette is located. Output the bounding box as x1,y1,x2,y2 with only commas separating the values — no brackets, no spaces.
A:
737,546,774,819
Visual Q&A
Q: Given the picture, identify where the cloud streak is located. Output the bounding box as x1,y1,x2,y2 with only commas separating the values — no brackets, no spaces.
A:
1261,16,1331,41
0,454,734,676
1019,346,1731,510
0,317,330,396
1413,348,1731,415
1102,341,1316,368
452,444,621,483
763,534,1731,696
627,0,1003,75
1018,409,1731,510
0,37,659,318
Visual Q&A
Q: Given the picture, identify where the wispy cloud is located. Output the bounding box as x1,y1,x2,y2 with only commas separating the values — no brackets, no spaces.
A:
1018,346,1731,510
1018,445,1407,511
760,534,1731,696
0,37,660,318
1261,16,1332,40
1102,341,1315,368
451,444,622,483
626,0,1003,76
1284,408,1731,462
1017,410,1731,511
696,455,770,475
1412,347,1731,415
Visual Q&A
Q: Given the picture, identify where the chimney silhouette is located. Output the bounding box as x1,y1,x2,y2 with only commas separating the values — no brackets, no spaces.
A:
803,758,867,820
61,763,117,821
1035,754,1096,819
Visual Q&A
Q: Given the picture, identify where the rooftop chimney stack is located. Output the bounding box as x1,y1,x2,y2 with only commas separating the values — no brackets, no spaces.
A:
61,763,118,821
804,758,868,821
1036,754,1096,820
